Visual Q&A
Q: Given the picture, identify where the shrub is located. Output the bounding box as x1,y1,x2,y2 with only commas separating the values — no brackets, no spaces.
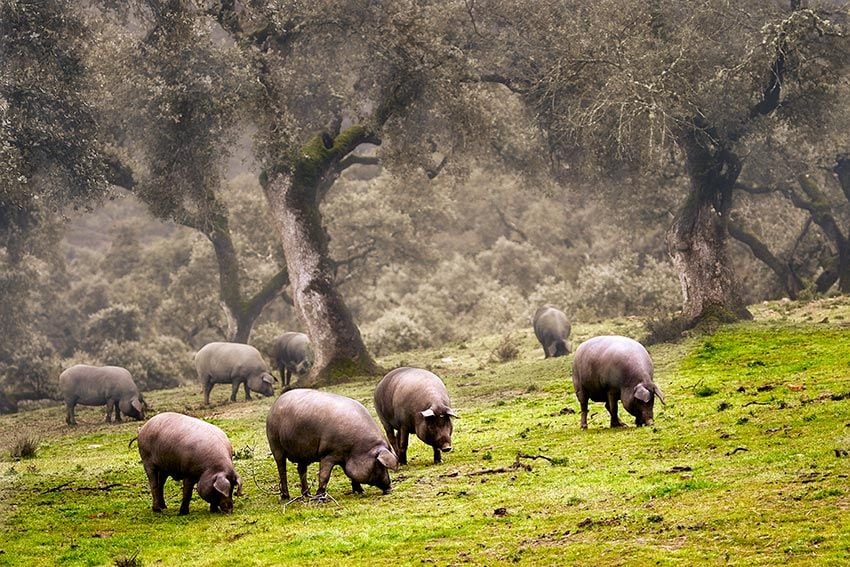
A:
492,333,520,362
363,307,430,356
81,304,143,353
94,335,194,391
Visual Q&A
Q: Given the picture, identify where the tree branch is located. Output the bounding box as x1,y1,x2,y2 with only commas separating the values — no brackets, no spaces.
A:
727,219,802,298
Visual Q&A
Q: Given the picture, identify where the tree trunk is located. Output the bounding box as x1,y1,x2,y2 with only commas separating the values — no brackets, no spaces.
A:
261,133,381,385
727,220,803,299
207,217,289,344
668,127,751,324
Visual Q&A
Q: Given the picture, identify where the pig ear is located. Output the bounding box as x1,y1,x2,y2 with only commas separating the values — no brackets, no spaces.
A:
131,399,143,414
634,384,652,403
262,373,274,385
377,448,399,471
213,474,231,496
652,383,666,405
235,474,244,497
446,408,459,418
420,409,435,418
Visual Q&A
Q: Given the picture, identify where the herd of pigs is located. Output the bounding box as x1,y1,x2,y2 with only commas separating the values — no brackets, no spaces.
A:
56,305,663,515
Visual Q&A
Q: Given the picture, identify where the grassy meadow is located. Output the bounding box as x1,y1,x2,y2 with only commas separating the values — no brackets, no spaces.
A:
1,298,850,566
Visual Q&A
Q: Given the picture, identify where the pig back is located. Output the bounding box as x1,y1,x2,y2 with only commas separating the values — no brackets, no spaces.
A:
196,342,266,383
267,389,384,461
272,333,310,366
572,335,653,395
138,412,232,477
533,305,570,342
375,367,452,427
60,365,136,405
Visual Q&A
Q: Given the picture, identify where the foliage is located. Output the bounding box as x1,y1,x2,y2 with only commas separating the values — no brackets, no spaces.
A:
2,300,850,564
91,336,194,391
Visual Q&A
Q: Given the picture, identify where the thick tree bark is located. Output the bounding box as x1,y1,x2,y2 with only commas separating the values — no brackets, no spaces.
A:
261,131,381,385
667,125,751,324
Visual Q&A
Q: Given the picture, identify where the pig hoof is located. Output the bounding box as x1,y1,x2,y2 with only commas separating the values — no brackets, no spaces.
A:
178,508,189,515
310,493,330,503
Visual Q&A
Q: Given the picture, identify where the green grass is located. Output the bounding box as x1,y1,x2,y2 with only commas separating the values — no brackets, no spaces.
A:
2,300,850,565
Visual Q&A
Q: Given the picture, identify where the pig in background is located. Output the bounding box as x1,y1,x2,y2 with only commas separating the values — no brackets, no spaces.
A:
136,412,243,515
571,335,665,429
374,367,457,465
533,305,572,358
266,389,398,501
194,342,276,405
59,364,145,426
270,332,314,387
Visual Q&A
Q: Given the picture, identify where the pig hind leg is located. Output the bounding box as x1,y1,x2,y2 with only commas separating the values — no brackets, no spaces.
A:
271,447,290,500
144,464,168,512
65,401,77,426
576,389,590,429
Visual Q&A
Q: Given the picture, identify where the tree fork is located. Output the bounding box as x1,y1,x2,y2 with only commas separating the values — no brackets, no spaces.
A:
261,130,382,385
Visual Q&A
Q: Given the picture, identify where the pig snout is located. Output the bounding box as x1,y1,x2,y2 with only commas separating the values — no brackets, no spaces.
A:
441,444,452,452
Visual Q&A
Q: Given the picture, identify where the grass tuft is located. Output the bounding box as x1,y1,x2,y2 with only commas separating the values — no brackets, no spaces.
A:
114,551,141,567
9,436,39,460
491,333,520,362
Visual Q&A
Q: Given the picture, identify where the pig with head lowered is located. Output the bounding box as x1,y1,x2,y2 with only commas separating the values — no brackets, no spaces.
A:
270,332,314,387
266,389,398,500
571,335,664,429
374,367,457,465
533,305,572,358
195,342,275,405
136,412,242,515
59,364,145,426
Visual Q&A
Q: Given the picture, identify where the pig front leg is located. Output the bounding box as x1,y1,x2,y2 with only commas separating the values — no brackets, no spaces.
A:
351,479,363,494
433,446,442,464
243,381,252,401
314,458,335,499
230,381,239,402
607,391,624,428
105,399,115,423
113,401,123,423
297,462,310,497
397,426,410,465
179,478,195,515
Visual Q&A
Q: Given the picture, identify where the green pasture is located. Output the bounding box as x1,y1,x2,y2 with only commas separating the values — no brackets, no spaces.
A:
1,299,849,565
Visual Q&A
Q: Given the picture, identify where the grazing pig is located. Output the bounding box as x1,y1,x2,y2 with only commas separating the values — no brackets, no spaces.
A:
136,412,242,515
59,364,145,426
571,335,665,429
195,342,275,405
374,367,457,465
533,305,572,358
270,332,314,387
266,389,398,500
